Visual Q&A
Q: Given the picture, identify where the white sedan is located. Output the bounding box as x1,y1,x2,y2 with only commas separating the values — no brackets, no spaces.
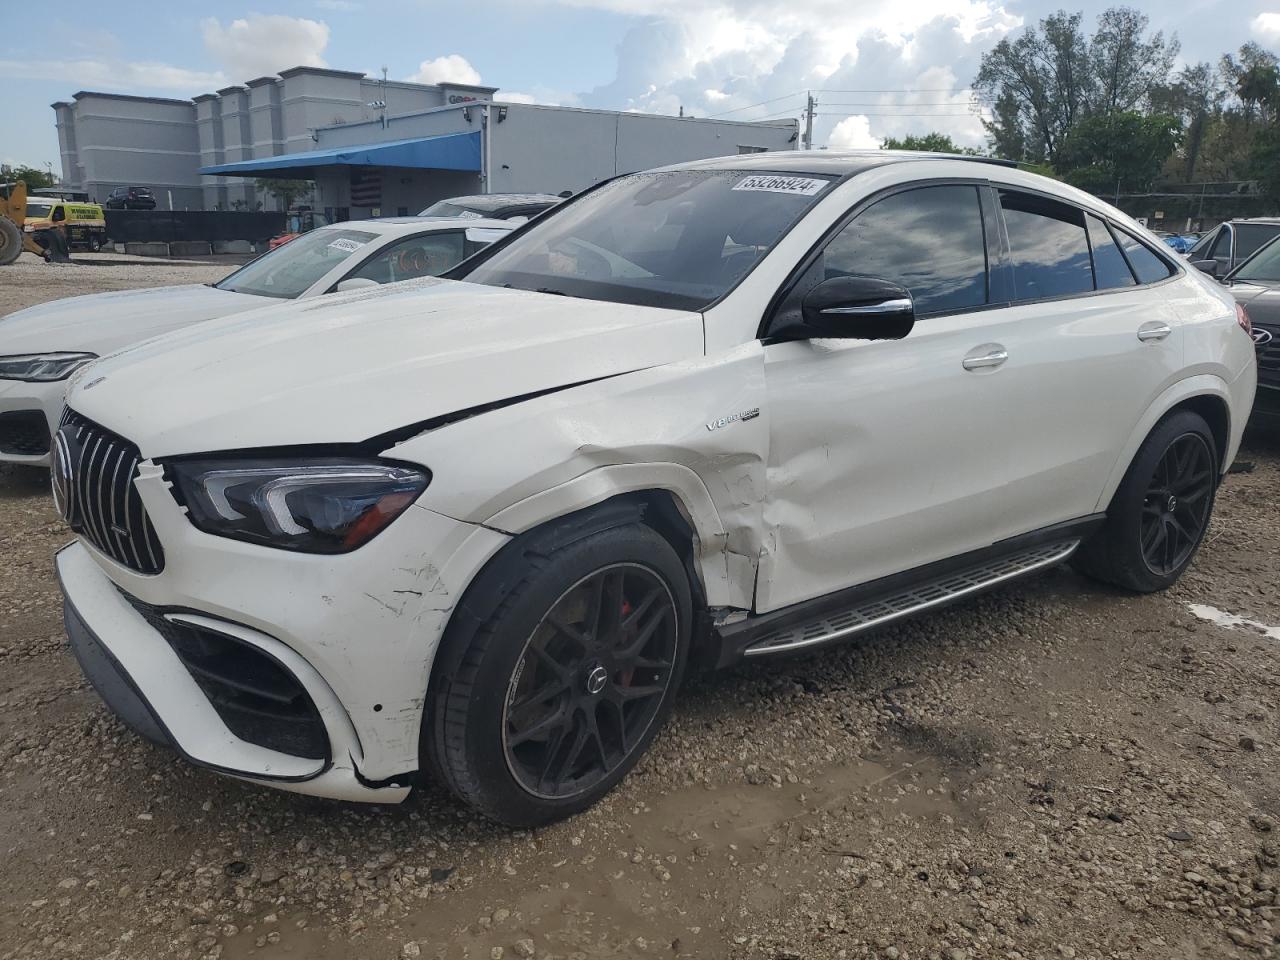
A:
0,217,512,467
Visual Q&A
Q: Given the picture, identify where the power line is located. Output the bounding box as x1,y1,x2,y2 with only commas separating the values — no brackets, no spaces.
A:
820,100,995,107
814,111,992,117
817,87,978,94
704,90,805,118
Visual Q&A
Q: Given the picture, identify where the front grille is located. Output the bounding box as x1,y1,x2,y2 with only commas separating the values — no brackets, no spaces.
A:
56,409,165,575
1257,326,1280,382
124,593,329,761
0,410,51,456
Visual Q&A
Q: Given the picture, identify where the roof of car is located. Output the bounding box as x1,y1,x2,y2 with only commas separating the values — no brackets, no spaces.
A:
658,149,1018,176
1226,218,1280,225
316,216,512,237
444,193,562,210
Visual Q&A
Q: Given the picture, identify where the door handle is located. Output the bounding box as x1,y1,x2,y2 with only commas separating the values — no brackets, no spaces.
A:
1137,321,1172,343
962,346,1009,371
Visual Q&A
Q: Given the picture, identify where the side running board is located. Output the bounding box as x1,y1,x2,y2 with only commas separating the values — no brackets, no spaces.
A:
738,539,1080,659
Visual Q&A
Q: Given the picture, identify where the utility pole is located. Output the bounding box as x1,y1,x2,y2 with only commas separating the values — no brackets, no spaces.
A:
803,91,815,150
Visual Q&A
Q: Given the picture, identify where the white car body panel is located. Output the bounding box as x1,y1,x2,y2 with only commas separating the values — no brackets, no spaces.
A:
0,217,511,466
71,278,704,458
50,152,1257,803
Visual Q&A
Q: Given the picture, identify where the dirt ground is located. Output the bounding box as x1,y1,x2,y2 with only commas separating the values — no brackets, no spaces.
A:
1,261,1279,960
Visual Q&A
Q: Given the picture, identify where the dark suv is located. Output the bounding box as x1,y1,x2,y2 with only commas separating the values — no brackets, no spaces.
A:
1224,235,1280,426
104,186,156,210
1186,218,1280,279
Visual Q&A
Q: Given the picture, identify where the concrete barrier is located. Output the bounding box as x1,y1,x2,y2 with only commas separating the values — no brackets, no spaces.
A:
212,240,254,255
170,241,213,257
123,242,172,257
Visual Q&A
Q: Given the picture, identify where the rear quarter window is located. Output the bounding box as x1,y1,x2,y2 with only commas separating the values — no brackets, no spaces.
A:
1113,228,1176,284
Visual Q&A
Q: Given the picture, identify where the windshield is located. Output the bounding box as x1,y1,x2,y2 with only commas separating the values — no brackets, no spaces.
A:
420,200,485,219
1234,236,1280,284
215,227,378,299
26,201,53,219
458,171,836,310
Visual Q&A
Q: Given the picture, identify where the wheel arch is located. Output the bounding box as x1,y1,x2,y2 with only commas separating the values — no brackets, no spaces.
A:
1096,375,1234,513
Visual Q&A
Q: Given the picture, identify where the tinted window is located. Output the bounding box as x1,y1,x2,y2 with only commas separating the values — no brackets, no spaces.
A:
1235,223,1280,261
346,232,466,283
1114,229,1175,284
821,185,988,314
1233,236,1280,283
1209,227,1232,260
1000,191,1093,300
1187,232,1214,261
1086,214,1135,290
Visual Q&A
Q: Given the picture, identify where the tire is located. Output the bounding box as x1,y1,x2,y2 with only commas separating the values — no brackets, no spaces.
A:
88,235,101,253
0,218,21,265
1073,409,1219,593
428,517,692,827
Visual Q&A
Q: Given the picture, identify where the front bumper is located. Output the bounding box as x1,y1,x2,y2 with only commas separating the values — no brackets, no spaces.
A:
0,378,63,467
56,472,511,799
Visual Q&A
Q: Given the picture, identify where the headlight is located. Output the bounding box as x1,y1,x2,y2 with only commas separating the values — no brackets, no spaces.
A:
0,352,98,382
169,458,430,554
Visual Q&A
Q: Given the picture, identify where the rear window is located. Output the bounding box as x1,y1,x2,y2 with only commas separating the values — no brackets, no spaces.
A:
1085,214,1135,290
1114,229,1175,284
1000,191,1093,301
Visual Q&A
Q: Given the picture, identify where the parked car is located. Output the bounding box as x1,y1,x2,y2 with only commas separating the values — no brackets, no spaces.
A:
52,152,1255,826
1223,234,1280,426
1185,218,1280,278
0,217,511,466
104,186,157,210
419,192,561,222
23,198,107,252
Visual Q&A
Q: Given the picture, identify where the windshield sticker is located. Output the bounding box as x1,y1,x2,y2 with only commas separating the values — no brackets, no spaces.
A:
732,175,828,197
327,237,367,254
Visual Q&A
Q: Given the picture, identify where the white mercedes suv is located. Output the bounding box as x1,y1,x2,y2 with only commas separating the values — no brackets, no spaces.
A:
53,152,1257,826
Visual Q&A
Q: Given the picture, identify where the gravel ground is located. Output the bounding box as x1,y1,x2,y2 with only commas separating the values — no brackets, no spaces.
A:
1,266,1279,960
0,252,237,314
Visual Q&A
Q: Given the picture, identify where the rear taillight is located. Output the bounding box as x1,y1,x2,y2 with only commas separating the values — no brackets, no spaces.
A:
1237,302,1252,336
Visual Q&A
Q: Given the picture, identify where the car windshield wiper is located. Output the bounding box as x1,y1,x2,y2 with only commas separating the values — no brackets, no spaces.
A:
535,287,569,296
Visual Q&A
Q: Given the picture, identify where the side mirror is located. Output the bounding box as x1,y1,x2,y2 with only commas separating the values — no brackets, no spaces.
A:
51,208,66,223
781,276,915,341
335,277,380,293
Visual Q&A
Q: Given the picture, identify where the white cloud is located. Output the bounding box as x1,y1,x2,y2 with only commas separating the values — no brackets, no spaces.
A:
575,0,1016,150
0,58,225,91
406,54,482,86
200,15,330,80
828,115,879,149
1253,12,1280,46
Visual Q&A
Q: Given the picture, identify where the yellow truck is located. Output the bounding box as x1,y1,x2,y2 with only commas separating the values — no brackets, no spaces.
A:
23,196,107,252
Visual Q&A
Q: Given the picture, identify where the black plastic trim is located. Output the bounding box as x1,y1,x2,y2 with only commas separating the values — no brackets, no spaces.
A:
711,514,1106,668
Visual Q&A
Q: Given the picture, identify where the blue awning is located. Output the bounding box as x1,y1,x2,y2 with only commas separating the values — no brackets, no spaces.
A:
201,131,482,178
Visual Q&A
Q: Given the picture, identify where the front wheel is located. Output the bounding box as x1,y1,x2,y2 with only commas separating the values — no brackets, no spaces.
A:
1073,410,1219,593
429,521,692,827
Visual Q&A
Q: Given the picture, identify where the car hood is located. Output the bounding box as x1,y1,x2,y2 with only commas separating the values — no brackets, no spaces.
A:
1229,282,1280,323
0,284,269,356
65,278,705,459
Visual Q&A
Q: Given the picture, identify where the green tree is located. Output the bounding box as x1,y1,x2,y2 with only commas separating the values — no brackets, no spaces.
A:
1056,111,1182,195
1,164,56,190
879,132,981,154
975,7,1177,165
254,178,313,211
1150,62,1224,182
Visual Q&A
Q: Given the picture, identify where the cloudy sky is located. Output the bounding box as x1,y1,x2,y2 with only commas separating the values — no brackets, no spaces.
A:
4,0,1280,174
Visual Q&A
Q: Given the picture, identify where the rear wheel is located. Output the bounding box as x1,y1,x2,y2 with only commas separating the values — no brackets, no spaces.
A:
429,521,691,827
1073,410,1218,592
88,234,102,253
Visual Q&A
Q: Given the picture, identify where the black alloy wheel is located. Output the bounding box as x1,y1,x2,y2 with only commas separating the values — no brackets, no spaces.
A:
503,563,678,800
1139,432,1215,576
